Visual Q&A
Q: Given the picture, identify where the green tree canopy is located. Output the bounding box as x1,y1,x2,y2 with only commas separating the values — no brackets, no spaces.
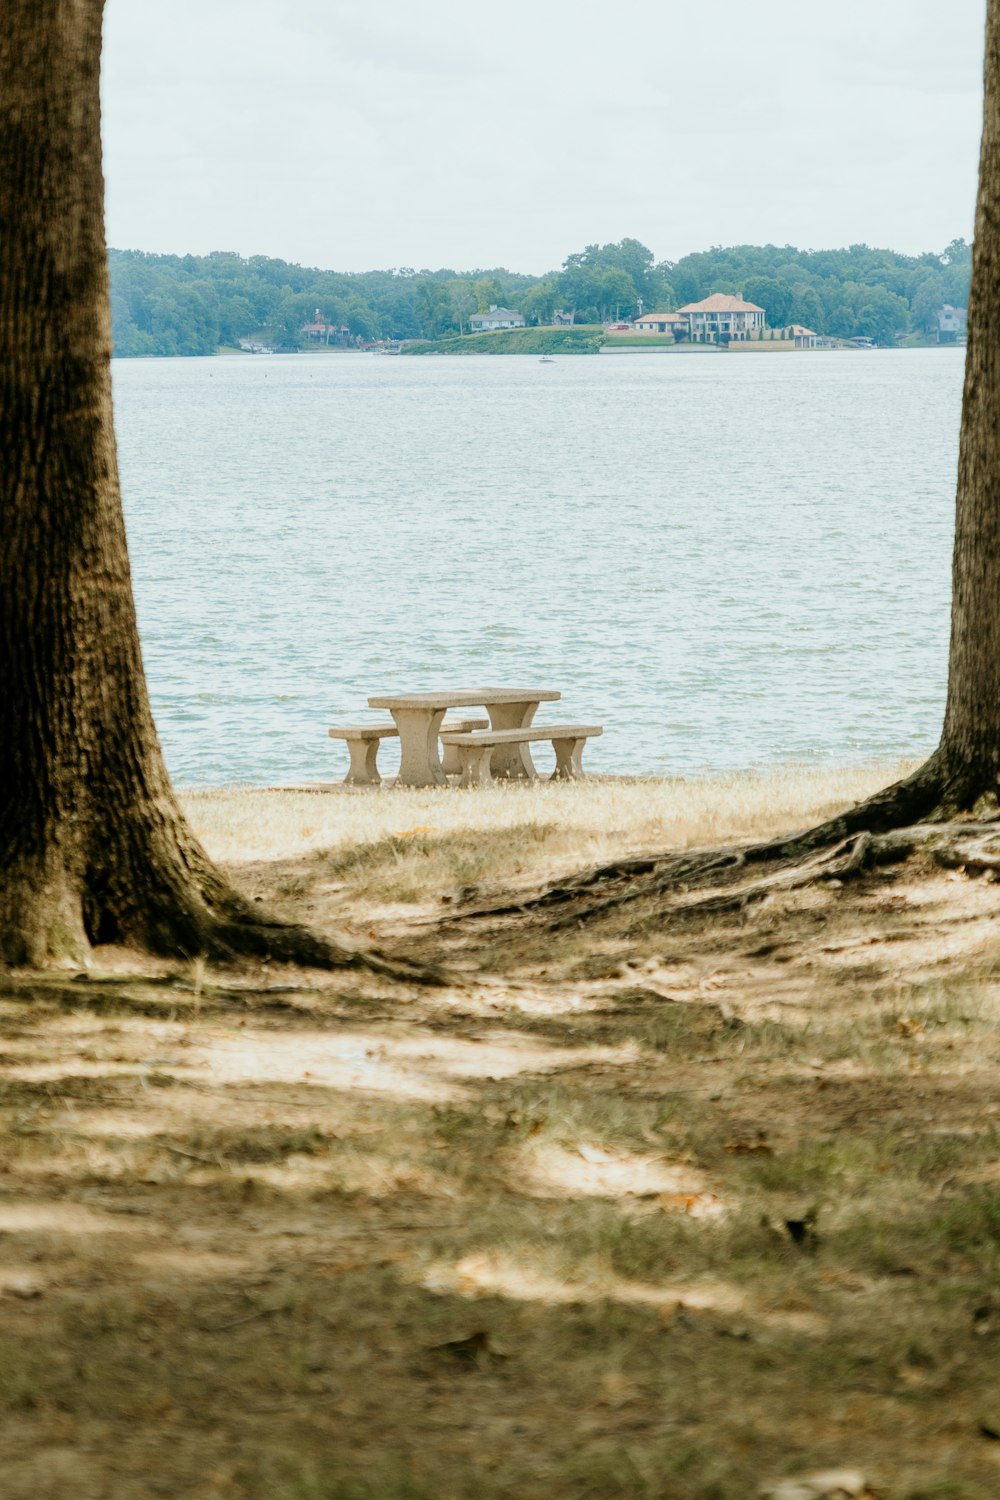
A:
107,238,970,355
742,276,795,326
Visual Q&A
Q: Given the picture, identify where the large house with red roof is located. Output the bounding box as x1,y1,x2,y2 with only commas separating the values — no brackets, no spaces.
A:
634,293,765,344
675,293,765,343
633,296,833,348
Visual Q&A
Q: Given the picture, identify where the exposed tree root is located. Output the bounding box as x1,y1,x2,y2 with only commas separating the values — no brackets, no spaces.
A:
191,909,443,985
122,880,447,985
455,756,1000,934
546,832,869,928
545,821,1000,930
2,842,445,985
215,915,447,985
929,831,1000,875
108,803,449,984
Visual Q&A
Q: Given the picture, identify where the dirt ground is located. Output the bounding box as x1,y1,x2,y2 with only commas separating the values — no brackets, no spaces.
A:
2,774,1000,1499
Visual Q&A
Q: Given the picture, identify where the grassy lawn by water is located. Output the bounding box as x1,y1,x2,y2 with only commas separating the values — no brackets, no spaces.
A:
3,763,1000,1498
402,327,605,355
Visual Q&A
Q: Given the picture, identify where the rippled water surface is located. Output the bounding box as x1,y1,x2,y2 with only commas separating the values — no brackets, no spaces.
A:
113,349,963,786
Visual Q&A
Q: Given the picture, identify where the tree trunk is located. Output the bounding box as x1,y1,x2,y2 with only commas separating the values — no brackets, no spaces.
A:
0,2,378,974
800,0,1000,827
929,0,1000,811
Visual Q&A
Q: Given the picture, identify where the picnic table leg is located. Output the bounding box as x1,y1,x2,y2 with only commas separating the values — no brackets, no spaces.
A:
551,737,586,780
392,707,447,787
345,739,381,787
487,700,539,779
456,744,494,788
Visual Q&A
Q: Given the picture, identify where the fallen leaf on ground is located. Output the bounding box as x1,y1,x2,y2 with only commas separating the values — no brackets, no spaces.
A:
894,1016,924,1038
664,1191,726,1219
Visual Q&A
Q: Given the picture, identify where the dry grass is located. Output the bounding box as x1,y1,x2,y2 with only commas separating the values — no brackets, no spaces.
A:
4,760,1000,1499
184,760,916,917
187,761,914,865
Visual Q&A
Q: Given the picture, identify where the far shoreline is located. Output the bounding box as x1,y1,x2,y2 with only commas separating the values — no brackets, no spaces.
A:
107,339,965,361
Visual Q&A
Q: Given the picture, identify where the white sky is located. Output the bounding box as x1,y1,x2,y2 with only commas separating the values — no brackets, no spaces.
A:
102,0,987,275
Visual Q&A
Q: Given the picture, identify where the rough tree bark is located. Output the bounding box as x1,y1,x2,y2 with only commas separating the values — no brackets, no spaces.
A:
931,0,1000,810
0,2,412,977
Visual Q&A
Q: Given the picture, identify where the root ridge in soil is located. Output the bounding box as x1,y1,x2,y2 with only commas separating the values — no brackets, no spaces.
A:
460,759,1000,931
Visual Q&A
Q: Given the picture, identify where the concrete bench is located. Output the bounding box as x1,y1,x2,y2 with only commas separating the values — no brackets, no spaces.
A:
327,723,399,786
329,717,490,786
439,724,602,787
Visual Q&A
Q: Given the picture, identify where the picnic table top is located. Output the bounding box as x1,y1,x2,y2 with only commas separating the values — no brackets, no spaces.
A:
368,688,561,710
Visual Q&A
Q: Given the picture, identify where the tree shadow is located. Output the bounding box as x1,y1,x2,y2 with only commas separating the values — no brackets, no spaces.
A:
3,889,1000,1498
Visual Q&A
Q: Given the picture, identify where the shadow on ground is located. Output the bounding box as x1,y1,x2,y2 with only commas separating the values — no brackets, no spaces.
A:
2,851,1000,1498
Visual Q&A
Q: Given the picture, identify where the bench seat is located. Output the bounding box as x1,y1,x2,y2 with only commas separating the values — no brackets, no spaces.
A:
328,723,400,740
327,722,400,785
439,724,602,787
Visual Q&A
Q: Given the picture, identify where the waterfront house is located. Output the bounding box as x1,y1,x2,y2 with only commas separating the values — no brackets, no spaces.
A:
676,293,765,343
302,311,350,345
936,305,967,343
784,324,818,349
469,305,526,331
634,312,687,335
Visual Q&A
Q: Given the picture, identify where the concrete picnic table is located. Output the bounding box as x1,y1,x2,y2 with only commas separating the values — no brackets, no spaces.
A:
367,688,561,787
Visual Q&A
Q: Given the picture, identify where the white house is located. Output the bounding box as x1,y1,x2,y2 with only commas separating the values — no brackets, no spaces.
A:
937,305,967,343
633,312,687,335
469,305,526,331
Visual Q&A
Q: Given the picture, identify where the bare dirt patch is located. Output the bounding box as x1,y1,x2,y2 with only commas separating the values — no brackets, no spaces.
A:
2,770,1000,1498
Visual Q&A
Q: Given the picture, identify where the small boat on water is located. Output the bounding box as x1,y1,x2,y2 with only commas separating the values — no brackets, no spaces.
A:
539,355,555,363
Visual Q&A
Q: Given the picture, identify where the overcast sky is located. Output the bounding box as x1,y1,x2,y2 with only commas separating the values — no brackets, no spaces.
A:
102,0,987,275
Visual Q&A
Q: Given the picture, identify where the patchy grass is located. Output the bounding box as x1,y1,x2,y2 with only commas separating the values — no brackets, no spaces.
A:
4,761,1000,1496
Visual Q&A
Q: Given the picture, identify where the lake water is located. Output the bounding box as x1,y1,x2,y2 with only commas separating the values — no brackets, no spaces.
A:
112,348,964,787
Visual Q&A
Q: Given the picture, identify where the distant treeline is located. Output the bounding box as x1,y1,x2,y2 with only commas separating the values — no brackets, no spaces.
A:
108,237,972,357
